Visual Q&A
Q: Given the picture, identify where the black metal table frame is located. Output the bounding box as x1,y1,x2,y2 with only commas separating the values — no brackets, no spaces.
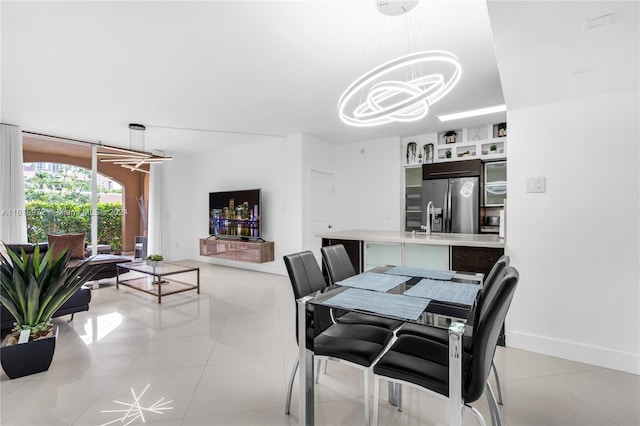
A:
296,269,482,426
116,262,200,303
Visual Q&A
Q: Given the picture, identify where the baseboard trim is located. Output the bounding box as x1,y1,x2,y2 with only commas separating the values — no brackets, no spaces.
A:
508,330,640,375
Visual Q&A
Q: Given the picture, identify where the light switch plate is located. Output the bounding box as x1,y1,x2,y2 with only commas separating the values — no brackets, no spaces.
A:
527,177,546,193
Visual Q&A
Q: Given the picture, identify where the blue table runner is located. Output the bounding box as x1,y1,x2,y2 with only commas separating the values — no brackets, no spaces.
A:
384,266,456,281
336,271,410,292
323,288,430,321
403,278,480,306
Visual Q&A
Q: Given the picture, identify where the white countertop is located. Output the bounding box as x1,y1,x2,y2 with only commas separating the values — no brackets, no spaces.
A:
317,229,505,248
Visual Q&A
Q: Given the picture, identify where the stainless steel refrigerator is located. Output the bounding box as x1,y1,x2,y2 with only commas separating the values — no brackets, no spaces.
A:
422,176,479,234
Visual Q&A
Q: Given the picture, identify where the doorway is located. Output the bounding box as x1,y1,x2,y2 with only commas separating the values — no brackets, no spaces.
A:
309,169,335,262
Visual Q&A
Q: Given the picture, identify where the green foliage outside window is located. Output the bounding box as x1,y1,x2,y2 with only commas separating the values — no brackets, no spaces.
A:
23,164,124,248
25,169,92,204
25,201,124,245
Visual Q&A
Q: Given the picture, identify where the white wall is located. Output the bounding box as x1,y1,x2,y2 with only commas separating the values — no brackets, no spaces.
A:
505,89,640,374
334,136,403,231
162,134,303,275
160,133,406,276
159,101,640,374
154,152,197,261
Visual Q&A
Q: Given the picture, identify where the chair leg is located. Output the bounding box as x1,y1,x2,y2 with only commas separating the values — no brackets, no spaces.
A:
486,382,497,426
464,404,488,426
364,370,370,426
491,361,504,405
315,359,322,384
397,383,402,412
285,357,299,415
67,313,75,322
373,376,380,426
485,382,502,426
387,382,396,406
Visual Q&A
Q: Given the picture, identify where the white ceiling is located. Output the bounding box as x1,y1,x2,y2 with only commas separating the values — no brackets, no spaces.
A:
5,1,635,155
1,0,506,153
488,1,639,110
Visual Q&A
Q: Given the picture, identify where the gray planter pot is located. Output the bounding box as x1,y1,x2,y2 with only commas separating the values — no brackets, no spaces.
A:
1,325,58,379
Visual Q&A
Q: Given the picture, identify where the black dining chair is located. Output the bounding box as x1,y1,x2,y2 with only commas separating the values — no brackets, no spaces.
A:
283,251,394,425
395,255,510,407
371,266,519,426
321,244,357,283
321,244,404,331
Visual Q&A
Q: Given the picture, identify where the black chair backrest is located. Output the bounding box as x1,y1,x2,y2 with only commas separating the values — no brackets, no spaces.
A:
284,251,328,300
466,255,510,330
321,244,356,284
283,251,332,345
476,255,510,324
464,266,519,403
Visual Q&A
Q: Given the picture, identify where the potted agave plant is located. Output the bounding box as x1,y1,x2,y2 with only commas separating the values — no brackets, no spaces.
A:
0,244,97,379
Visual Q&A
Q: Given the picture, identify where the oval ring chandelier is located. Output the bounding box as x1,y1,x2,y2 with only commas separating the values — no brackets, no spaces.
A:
338,50,462,127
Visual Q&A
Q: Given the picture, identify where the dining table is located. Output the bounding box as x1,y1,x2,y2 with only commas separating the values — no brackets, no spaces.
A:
296,265,483,426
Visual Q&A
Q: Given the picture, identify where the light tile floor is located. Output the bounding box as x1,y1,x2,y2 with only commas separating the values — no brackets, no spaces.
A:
1,261,638,426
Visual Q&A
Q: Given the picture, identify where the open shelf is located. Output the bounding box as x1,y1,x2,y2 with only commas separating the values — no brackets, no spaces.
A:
405,122,508,164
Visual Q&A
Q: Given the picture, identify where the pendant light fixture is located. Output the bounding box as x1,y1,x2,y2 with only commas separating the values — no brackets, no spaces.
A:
96,123,172,173
338,0,462,127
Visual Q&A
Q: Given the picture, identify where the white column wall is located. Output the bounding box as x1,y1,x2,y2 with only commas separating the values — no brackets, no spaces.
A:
505,89,639,374
333,137,402,231
147,163,167,257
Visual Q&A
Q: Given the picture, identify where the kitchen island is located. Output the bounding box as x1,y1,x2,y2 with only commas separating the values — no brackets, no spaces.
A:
318,229,504,275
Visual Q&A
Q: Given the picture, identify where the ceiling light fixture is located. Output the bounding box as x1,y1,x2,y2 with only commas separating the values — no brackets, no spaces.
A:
339,51,462,127
437,104,507,122
338,0,462,127
128,123,146,151
96,123,172,173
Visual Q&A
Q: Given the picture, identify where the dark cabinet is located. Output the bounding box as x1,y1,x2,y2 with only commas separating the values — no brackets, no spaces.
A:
422,159,482,180
451,246,504,276
451,245,506,346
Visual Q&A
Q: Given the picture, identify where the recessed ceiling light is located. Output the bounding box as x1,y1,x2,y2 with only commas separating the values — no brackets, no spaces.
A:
437,104,507,122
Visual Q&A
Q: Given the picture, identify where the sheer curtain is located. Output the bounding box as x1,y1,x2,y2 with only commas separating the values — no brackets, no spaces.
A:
0,124,27,243
147,163,166,257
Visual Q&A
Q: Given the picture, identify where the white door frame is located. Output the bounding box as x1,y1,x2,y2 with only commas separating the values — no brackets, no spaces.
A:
307,168,335,263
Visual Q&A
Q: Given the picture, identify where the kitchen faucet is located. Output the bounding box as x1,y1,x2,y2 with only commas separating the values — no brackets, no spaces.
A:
421,201,434,236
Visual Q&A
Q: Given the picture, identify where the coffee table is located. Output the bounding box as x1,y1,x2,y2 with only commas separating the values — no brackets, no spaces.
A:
116,261,200,303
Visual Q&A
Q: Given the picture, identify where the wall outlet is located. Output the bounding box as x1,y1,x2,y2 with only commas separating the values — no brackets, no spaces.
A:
526,177,546,193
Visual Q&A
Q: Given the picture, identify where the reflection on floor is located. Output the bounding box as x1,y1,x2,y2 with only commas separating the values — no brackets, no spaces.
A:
1,261,638,425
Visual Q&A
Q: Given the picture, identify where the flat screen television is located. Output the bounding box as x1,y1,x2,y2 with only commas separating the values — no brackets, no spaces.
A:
209,189,261,239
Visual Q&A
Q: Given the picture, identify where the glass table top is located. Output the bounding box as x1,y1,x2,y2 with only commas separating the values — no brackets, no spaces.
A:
308,266,482,326
117,261,199,276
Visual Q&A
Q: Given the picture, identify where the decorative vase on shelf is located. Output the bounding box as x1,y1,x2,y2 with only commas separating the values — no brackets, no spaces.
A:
444,131,457,144
423,143,434,163
497,123,507,137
